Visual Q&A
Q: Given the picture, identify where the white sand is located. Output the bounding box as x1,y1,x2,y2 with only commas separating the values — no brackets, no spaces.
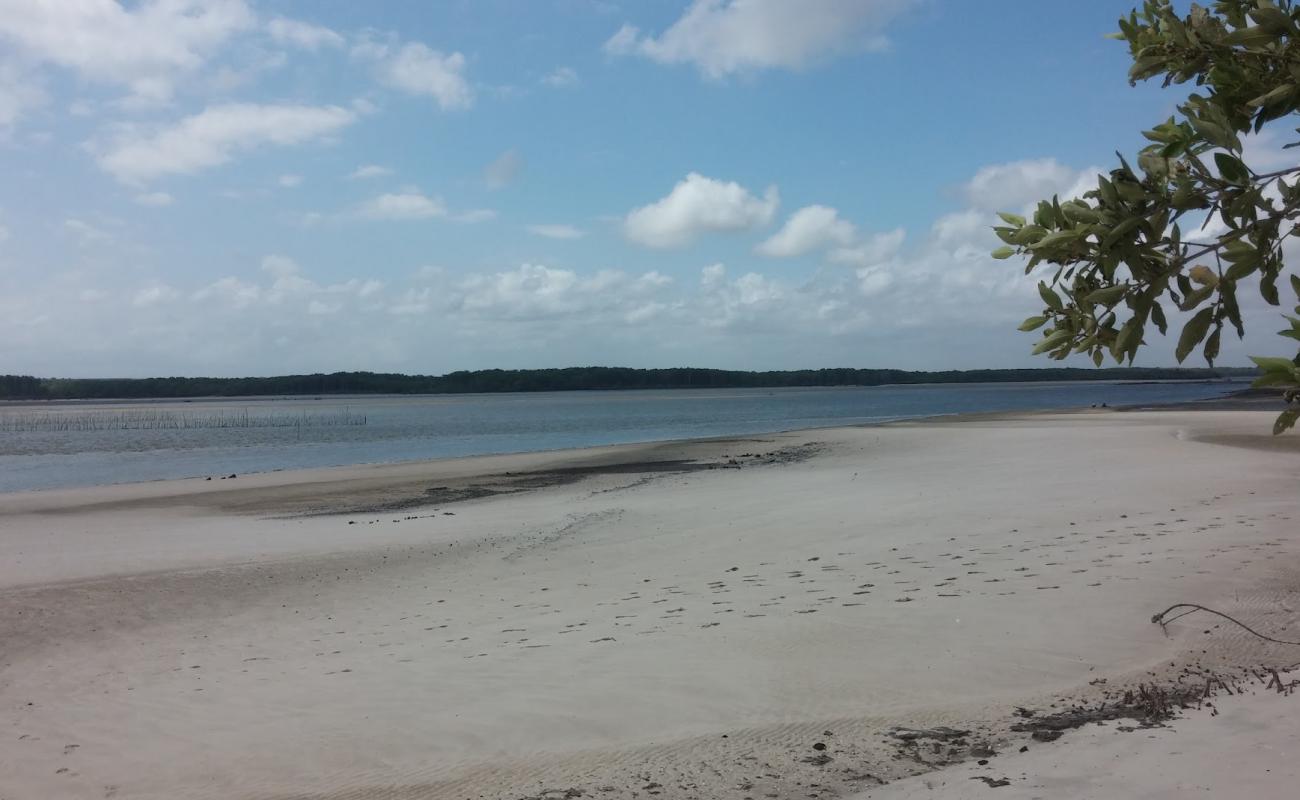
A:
1,409,1297,799
855,685,1300,799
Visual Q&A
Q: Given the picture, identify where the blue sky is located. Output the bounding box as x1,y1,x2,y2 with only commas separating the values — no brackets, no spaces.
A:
0,0,1282,377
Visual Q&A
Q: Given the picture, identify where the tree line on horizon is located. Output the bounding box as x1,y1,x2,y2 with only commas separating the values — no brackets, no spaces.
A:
0,366,1255,401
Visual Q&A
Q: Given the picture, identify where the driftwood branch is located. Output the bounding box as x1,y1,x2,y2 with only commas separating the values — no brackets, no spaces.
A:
1151,603,1300,646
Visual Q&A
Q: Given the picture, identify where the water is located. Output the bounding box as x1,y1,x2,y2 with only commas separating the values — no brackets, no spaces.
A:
0,381,1243,493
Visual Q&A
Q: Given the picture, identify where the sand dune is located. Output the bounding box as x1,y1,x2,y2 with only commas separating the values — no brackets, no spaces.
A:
1,410,1297,799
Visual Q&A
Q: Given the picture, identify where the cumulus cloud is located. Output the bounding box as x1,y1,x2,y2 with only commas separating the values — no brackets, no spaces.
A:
0,0,255,104
18,152,1268,376
0,61,46,128
194,275,260,309
64,218,112,242
755,205,856,258
134,191,175,207
827,228,905,267
527,224,586,240
604,0,915,78
267,16,344,50
133,283,179,307
624,172,779,248
357,191,446,220
451,209,497,224
456,263,672,322
94,102,356,184
962,158,1098,212
353,36,472,110
348,164,394,180
485,149,523,189
542,66,579,87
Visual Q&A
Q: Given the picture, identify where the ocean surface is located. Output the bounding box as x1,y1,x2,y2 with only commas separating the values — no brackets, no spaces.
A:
0,381,1244,493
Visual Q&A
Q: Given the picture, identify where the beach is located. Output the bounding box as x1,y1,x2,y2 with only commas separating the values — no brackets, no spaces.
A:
2,408,1298,799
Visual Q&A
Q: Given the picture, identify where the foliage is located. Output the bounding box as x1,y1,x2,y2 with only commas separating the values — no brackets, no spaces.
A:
0,367,1253,401
995,0,1300,432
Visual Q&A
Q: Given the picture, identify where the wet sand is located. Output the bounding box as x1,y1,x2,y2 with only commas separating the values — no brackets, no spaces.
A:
1,409,1298,799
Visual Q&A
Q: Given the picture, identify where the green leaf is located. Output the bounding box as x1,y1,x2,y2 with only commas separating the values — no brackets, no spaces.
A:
1254,371,1300,388
1222,239,1258,263
1250,356,1300,375
1038,282,1064,311
1214,152,1250,183
1092,349,1104,367
1009,225,1048,246
1061,203,1101,224
1151,301,1168,335
1224,25,1280,48
1224,259,1260,281
1029,228,1086,251
1084,285,1129,305
1248,83,1294,109
1031,329,1071,356
1100,217,1142,250
991,246,1017,260
1262,273,1281,306
1291,274,1300,300
1175,308,1214,363
997,212,1026,226
1273,408,1300,436
1113,318,1141,361
1017,315,1049,332
1203,327,1221,365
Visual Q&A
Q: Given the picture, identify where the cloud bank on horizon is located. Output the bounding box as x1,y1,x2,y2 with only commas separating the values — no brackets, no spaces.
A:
0,0,1286,377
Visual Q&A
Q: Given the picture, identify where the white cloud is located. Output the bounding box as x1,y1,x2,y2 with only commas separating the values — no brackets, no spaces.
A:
624,172,778,248
0,61,46,128
485,149,523,189
697,262,792,329
307,298,341,315
527,224,586,240
827,227,905,267
261,254,301,279
348,164,394,180
133,283,179,308
278,173,303,188
64,218,112,242
542,66,579,87
389,287,435,315
604,0,915,78
358,191,446,220
354,37,472,110
0,0,255,104
962,158,1097,212
0,223,8,243
194,276,260,309
94,102,356,184
134,191,175,207
451,209,497,224
208,49,287,94
456,264,672,322
755,205,856,258
267,16,344,50
19,149,1264,376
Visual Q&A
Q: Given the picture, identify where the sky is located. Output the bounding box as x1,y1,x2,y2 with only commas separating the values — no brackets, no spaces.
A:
0,0,1290,378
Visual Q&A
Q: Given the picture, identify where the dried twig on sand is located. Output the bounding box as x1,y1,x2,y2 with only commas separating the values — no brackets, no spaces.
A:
1151,603,1300,646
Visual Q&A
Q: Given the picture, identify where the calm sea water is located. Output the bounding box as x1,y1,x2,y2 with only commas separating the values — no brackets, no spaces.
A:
0,381,1243,493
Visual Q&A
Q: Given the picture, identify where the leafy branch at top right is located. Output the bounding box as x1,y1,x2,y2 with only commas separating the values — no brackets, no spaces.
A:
994,0,1300,433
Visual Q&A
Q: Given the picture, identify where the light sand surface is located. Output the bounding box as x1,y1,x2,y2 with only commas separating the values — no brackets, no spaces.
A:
1,410,1298,799
854,684,1300,799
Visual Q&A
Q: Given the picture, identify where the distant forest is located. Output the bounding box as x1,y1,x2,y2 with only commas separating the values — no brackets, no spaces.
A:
0,366,1256,401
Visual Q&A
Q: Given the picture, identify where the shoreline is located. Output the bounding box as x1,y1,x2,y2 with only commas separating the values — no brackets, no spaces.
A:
2,408,1298,798
2,385,1281,504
